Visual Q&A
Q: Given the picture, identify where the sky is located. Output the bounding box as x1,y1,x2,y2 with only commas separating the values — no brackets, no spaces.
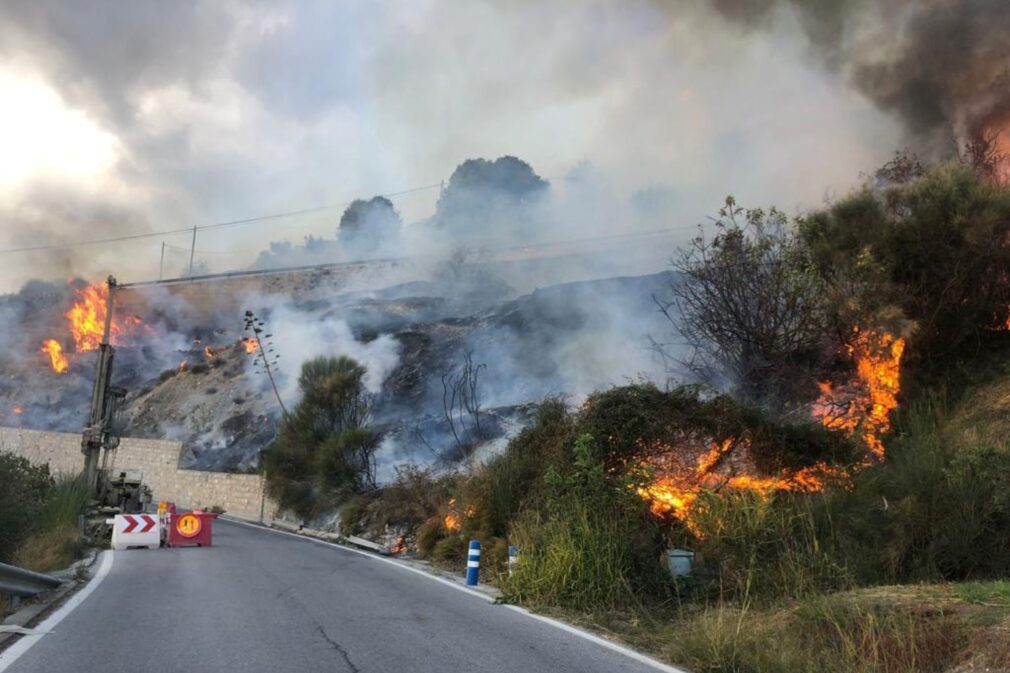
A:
0,0,904,291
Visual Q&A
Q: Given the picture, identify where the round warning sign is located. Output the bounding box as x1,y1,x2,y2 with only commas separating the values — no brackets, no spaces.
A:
176,513,202,538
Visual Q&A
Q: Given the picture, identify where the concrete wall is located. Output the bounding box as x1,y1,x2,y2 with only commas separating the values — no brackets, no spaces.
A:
0,426,278,522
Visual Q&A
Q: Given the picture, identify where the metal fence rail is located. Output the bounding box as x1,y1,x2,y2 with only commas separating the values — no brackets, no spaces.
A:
0,561,63,599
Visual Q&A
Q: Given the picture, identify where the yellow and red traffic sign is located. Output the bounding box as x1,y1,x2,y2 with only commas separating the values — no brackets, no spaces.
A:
166,510,217,547
176,513,203,538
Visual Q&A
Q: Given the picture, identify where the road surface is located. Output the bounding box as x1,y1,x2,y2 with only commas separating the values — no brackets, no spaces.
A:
1,519,674,673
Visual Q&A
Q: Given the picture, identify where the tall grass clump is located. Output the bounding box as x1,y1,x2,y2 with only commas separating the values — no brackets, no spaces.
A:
668,593,965,673
11,473,88,572
40,474,90,531
688,490,849,603
504,434,670,610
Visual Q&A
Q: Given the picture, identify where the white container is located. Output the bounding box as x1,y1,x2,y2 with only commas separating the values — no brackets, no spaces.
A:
666,548,694,577
111,513,161,550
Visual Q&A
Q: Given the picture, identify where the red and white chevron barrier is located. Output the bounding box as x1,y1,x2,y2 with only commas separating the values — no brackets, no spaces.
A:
112,514,160,550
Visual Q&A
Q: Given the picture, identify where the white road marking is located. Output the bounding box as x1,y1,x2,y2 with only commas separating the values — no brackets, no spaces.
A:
0,550,115,672
223,518,689,673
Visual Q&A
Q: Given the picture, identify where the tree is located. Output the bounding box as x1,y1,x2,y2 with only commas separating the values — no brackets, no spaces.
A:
338,197,402,254
264,356,378,519
440,350,486,457
658,197,829,404
431,156,548,241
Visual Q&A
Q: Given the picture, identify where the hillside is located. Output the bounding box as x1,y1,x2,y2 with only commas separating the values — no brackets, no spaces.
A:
2,265,677,473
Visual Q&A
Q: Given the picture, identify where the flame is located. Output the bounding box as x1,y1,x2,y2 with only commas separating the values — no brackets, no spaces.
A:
812,327,905,461
12,405,23,415
65,283,109,352
242,338,260,354
178,359,189,373
443,498,463,531
53,282,146,359
389,536,406,554
633,438,833,529
40,339,69,374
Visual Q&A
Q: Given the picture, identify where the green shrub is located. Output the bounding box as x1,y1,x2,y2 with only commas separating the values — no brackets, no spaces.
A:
800,162,1010,370
416,517,443,558
0,452,52,562
431,533,466,567
579,383,856,472
338,495,369,537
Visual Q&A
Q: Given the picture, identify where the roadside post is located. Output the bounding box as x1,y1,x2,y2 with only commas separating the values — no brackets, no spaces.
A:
466,540,480,586
508,544,518,577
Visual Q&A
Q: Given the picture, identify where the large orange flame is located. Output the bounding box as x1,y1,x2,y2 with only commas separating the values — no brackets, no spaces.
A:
242,338,260,354
65,283,109,352
634,438,833,530
40,339,69,374
64,282,146,352
40,282,147,373
812,327,905,461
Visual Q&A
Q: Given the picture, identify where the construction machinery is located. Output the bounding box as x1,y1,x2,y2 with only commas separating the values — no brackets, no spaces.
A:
81,275,151,538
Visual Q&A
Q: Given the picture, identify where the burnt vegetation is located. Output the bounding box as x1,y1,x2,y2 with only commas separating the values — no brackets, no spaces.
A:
329,152,1010,671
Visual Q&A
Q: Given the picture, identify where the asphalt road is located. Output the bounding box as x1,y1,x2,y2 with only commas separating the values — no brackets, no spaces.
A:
1,519,673,673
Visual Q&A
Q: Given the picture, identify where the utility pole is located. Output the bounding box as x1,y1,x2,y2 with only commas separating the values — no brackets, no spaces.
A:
159,242,165,280
188,225,197,276
81,276,118,493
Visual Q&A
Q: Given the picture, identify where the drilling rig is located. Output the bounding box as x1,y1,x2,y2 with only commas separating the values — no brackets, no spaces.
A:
81,275,151,538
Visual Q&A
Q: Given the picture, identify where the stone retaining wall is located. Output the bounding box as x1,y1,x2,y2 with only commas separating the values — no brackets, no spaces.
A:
0,426,278,522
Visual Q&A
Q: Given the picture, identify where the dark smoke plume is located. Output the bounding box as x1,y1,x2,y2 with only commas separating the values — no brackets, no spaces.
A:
704,0,1010,154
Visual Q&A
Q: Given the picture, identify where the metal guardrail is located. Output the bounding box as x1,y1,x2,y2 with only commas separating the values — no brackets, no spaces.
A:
0,561,63,599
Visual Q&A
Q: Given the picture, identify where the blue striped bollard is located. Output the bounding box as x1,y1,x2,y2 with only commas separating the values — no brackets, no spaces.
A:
508,544,518,577
466,539,481,586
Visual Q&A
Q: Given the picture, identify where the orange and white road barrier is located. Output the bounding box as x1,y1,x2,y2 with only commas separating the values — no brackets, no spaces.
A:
111,514,160,550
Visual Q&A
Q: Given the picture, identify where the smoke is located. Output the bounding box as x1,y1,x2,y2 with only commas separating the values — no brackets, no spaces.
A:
0,0,907,289
700,0,1010,154
5,0,987,478
247,297,401,404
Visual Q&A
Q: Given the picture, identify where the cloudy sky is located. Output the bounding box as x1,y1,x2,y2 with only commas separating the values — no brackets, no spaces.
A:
0,0,906,290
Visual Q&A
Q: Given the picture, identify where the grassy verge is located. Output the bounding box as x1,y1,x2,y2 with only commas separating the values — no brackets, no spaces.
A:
12,475,89,573
543,582,1010,673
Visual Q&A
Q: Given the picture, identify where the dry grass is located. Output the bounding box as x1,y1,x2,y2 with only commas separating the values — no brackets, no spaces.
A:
12,524,82,573
545,582,1010,673
948,377,1010,448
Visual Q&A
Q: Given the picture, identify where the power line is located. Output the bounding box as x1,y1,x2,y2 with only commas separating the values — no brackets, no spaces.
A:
0,182,444,256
